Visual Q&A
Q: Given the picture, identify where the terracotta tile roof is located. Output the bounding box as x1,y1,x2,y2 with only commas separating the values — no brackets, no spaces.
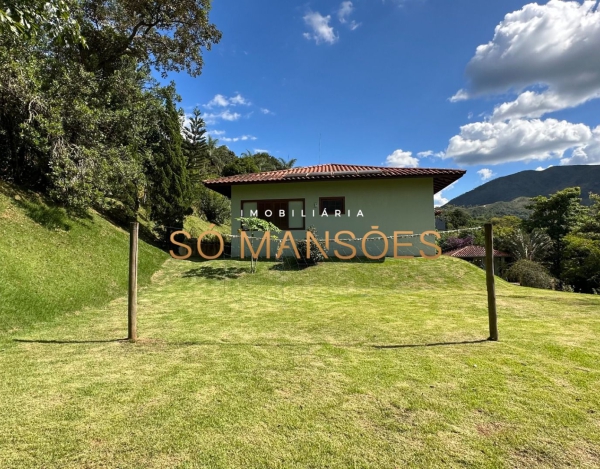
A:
444,246,511,258
203,164,466,197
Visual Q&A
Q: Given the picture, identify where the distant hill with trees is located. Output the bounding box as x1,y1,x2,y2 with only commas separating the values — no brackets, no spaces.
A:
446,166,600,208
444,197,533,219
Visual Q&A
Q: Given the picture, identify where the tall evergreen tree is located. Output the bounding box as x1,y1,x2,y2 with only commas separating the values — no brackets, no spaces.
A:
147,90,192,243
183,107,208,180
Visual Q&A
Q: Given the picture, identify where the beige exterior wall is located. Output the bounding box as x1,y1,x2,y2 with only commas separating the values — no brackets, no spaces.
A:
229,177,437,258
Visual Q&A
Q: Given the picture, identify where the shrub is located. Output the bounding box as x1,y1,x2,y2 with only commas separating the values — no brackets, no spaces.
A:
200,190,231,225
295,226,327,265
506,259,555,290
440,235,473,252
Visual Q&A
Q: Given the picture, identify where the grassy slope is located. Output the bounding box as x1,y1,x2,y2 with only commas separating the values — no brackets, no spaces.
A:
0,182,168,333
184,214,231,237
1,255,599,468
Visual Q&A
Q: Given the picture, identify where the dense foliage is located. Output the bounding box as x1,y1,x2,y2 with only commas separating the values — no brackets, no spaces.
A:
0,3,296,242
295,226,327,265
439,187,600,294
505,259,555,290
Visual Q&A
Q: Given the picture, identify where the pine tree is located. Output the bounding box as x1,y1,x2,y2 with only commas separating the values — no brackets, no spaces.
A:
147,90,192,243
183,107,208,181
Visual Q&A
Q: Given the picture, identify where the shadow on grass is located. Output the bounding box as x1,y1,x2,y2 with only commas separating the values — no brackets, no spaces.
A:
372,339,489,349
13,338,491,348
182,265,247,280
1,182,94,231
14,338,127,344
168,339,490,348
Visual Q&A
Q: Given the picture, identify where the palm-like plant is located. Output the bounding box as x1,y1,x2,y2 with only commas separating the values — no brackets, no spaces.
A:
277,157,297,169
506,229,551,261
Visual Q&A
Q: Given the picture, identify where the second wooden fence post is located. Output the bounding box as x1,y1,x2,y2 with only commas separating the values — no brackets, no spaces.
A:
484,223,498,341
128,221,139,342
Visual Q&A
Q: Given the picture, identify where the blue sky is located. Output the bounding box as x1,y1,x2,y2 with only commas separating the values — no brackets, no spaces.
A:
161,0,600,205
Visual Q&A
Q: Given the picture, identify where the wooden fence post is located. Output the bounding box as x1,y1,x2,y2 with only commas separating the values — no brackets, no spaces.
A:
484,223,498,341
128,221,139,342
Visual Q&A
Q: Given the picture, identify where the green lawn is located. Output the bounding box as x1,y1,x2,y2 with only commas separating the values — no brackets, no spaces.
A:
0,182,168,333
1,255,599,468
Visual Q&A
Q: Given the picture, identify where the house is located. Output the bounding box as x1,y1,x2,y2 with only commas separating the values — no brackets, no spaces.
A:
444,245,511,274
203,164,465,258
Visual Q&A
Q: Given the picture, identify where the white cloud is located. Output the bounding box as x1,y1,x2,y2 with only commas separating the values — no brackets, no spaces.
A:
385,149,419,168
260,108,273,115
338,1,353,22
477,168,494,181
220,135,257,143
560,126,600,165
204,93,250,109
535,165,555,171
337,1,361,29
491,90,593,122
203,110,242,124
254,148,270,154
229,94,249,106
434,182,457,207
207,129,226,136
303,11,338,45
417,150,445,158
449,89,469,103
453,0,600,120
206,94,229,108
445,118,592,165
434,191,449,207
221,110,241,121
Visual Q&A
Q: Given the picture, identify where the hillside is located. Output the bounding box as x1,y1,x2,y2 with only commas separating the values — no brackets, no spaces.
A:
447,165,600,207
0,182,168,333
445,197,533,219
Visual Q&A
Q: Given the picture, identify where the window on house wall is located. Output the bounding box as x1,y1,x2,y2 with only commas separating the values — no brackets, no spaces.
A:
241,199,305,230
319,197,345,215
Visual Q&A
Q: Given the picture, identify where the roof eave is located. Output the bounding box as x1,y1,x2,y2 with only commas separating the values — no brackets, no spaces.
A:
203,171,465,198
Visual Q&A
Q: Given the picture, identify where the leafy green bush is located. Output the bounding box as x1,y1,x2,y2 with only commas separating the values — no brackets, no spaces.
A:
505,259,555,290
562,234,600,293
295,227,327,265
200,189,231,225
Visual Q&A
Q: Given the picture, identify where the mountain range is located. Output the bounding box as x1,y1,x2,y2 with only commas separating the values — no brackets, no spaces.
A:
446,165,600,208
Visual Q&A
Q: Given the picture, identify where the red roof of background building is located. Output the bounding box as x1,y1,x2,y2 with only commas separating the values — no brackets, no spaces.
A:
444,246,511,258
203,164,466,198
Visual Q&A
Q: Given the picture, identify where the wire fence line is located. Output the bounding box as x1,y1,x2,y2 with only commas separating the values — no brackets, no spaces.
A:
162,225,484,270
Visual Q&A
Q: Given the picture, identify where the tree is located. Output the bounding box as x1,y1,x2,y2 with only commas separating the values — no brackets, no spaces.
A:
222,157,259,177
147,89,191,243
77,0,221,77
560,192,600,293
199,187,230,225
236,217,280,273
526,187,587,277
577,192,600,239
250,152,296,172
277,157,297,169
0,0,84,44
445,208,472,230
562,234,600,293
504,229,551,262
212,145,237,175
182,107,208,181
